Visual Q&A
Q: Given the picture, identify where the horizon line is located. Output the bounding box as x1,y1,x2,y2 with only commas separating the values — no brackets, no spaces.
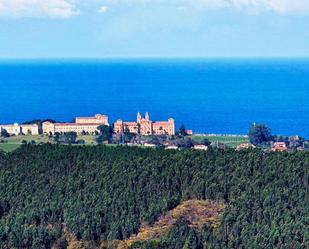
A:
1,56,309,62
1,55,309,60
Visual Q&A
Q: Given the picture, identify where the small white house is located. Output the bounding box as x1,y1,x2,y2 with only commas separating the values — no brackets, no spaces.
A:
165,145,179,150
144,143,157,148
194,145,208,151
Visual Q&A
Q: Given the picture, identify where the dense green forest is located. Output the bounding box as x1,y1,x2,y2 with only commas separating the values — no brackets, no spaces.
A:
0,144,308,248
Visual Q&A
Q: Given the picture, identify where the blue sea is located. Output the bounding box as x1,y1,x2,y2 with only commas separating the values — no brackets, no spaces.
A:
0,59,308,138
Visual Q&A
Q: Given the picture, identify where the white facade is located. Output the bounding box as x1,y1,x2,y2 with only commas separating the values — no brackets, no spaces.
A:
194,145,208,151
0,123,39,136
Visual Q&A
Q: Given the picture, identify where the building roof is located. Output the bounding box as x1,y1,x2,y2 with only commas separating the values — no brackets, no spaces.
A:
272,142,288,151
274,142,287,146
76,113,107,117
54,123,102,127
166,145,179,149
194,145,208,150
42,121,53,125
0,123,20,127
236,143,252,150
153,121,170,126
20,124,39,127
124,122,138,126
76,115,107,119
139,119,152,123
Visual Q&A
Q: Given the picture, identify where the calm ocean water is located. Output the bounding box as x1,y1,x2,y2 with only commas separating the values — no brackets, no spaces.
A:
0,59,308,138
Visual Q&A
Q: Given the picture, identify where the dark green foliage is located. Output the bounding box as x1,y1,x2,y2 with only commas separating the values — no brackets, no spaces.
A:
77,140,85,145
123,132,137,144
97,125,113,143
95,135,105,144
0,200,11,219
274,135,305,149
178,124,187,137
148,136,159,145
201,138,211,146
176,137,194,148
0,129,10,138
0,145,308,249
53,132,77,144
249,124,273,145
23,119,57,125
0,148,4,156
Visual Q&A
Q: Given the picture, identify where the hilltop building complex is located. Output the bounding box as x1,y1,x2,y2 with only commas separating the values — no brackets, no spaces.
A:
1,113,175,137
42,114,109,135
114,112,175,136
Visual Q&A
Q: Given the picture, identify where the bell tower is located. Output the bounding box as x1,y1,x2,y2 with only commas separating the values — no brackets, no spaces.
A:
145,112,150,121
137,112,142,123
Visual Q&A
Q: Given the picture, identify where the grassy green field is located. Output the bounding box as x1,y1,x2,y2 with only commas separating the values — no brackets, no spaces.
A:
77,135,96,145
0,135,97,152
0,135,50,152
3,135,50,143
0,143,22,152
0,134,249,152
191,135,249,148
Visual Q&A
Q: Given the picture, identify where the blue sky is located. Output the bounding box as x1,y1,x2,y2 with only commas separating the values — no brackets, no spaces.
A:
1,0,309,58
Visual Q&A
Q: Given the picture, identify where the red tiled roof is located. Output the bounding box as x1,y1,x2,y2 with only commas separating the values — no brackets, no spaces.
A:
194,145,207,148
272,142,287,151
274,142,286,146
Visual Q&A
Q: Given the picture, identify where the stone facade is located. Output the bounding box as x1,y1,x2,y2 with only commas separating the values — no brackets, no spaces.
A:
42,122,55,135
194,144,208,151
0,123,39,136
114,121,139,134
272,142,288,152
42,114,109,135
114,112,175,136
21,124,40,135
152,119,175,136
2,113,175,137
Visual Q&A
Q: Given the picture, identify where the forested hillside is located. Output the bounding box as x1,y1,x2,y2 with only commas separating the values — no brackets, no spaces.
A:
0,144,308,249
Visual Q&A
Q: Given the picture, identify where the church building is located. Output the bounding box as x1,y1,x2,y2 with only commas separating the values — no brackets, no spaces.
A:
114,112,175,136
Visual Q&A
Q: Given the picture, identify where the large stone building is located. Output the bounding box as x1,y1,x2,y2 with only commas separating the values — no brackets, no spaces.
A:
1,113,175,137
114,112,175,136
0,123,39,136
42,114,109,135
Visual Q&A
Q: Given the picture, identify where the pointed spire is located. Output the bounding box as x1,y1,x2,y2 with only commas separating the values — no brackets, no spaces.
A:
145,112,149,120
137,112,142,122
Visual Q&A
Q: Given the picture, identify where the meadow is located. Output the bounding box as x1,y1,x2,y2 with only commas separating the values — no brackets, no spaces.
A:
0,134,249,152
191,135,249,147
0,135,96,152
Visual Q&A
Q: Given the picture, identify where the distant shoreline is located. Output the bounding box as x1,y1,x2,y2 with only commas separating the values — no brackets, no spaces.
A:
1,57,309,62
194,133,248,137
